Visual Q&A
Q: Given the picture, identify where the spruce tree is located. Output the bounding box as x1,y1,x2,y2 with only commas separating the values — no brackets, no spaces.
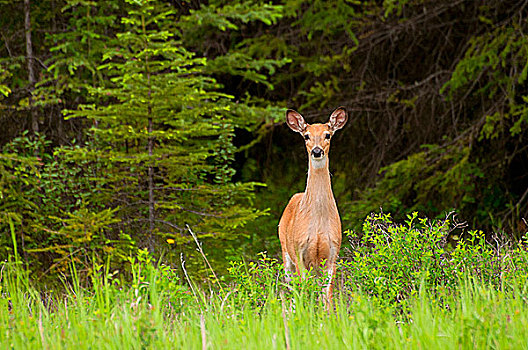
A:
69,0,263,254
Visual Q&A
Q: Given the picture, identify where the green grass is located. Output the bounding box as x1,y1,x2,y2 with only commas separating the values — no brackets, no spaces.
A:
1,261,527,349
3,214,528,349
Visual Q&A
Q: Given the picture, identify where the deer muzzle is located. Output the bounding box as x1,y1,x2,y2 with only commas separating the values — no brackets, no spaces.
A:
311,147,324,158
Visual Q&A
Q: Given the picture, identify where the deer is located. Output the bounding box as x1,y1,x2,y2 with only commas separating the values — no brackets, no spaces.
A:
278,107,348,305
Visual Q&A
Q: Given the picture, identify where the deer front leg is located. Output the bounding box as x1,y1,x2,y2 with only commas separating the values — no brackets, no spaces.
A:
282,250,296,283
325,264,336,299
323,261,337,310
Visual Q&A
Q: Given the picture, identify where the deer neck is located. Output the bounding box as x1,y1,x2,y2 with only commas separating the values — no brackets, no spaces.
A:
301,157,336,212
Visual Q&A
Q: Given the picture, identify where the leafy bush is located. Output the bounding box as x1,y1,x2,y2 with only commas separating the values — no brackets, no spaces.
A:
340,212,450,310
340,212,528,311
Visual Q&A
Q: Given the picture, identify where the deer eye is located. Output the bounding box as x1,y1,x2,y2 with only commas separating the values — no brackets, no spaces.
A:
304,134,310,140
325,133,331,140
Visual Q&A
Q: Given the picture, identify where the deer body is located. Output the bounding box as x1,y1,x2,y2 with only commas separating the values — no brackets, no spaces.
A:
278,107,348,303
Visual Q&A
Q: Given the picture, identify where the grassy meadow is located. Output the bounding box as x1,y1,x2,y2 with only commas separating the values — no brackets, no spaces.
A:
2,213,528,349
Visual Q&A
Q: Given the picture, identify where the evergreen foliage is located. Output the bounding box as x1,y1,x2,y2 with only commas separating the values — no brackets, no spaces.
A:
0,0,283,280
1,0,528,281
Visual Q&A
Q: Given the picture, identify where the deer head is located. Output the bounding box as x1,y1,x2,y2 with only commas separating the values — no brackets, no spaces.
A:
286,107,348,169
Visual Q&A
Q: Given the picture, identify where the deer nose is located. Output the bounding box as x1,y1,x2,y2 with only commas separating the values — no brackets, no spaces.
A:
311,147,324,158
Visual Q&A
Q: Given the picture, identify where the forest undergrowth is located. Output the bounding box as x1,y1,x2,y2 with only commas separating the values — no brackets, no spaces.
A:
2,212,528,349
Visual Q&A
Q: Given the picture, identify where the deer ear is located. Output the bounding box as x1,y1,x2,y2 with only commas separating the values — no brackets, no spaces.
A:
286,109,307,133
328,107,348,132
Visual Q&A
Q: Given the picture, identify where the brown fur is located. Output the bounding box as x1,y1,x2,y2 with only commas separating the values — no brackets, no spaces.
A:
278,107,347,305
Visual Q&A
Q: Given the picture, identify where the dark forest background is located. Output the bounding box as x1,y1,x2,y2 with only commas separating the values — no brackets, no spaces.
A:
1,0,528,282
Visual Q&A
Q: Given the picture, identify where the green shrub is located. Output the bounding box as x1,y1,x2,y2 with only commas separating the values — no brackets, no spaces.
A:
340,212,528,311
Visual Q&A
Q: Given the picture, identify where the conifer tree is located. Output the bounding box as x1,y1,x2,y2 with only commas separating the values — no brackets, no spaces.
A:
69,0,263,253
35,0,120,143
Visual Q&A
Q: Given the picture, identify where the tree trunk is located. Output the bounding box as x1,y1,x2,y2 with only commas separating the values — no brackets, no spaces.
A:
23,0,38,260
24,0,38,135
148,114,155,253
51,0,65,145
143,14,155,253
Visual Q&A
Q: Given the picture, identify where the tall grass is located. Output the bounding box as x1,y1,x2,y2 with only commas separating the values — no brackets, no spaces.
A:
2,263,527,349
2,213,528,349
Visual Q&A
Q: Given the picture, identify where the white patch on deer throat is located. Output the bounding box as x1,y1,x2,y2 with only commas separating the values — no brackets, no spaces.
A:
310,156,327,169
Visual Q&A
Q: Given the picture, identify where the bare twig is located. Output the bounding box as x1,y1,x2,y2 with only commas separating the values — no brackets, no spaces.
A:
186,224,224,294
280,291,291,350
38,311,47,349
502,186,528,226
200,313,207,350
180,253,199,303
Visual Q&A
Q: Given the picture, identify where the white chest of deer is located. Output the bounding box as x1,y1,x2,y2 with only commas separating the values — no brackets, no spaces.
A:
278,107,347,303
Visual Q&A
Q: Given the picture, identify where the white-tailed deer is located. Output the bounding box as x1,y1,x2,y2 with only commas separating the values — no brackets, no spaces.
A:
278,107,348,304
